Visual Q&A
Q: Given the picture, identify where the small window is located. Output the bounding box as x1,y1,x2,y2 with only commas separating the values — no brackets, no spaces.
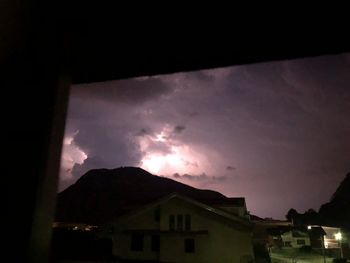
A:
131,234,144,251
185,215,191,231
154,206,160,222
151,235,160,251
169,215,175,230
184,238,195,253
297,239,305,245
177,215,183,231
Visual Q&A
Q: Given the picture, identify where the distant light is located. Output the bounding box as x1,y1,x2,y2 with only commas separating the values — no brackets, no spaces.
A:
73,226,78,230
335,232,342,240
307,226,312,230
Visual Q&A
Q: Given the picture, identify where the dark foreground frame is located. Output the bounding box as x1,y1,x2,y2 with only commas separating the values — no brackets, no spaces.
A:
2,5,349,262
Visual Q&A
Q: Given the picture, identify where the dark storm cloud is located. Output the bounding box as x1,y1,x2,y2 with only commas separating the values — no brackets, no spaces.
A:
60,100,145,189
71,76,171,105
158,54,349,218
171,173,229,182
173,125,186,134
172,173,180,178
70,123,142,181
226,166,236,171
136,128,150,137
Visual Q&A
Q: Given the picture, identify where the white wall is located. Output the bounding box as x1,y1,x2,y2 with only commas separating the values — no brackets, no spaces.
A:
281,231,311,248
159,198,254,263
110,197,254,263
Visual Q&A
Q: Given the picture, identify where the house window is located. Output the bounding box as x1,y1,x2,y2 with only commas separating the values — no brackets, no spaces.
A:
184,238,195,253
154,206,160,222
131,234,144,251
169,215,175,230
151,235,160,251
185,215,191,231
177,215,183,231
297,239,305,245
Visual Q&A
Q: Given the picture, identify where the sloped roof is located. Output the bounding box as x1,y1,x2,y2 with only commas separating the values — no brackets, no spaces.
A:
107,193,252,231
266,226,292,236
292,230,309,237
267,225,325,237
208,197,246,207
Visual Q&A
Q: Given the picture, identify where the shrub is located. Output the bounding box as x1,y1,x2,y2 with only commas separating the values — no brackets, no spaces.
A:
333,258,347,263
253,243,271,263
299,245,312,253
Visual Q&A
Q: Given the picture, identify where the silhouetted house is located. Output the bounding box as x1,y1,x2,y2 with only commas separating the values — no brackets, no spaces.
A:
101,193,254,263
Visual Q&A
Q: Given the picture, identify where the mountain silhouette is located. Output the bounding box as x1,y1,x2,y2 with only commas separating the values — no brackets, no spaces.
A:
285,172,350,229
318,172,350,229
55,167,229,224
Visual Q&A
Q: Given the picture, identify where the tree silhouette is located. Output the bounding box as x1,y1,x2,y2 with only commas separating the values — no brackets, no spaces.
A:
286,208,299,222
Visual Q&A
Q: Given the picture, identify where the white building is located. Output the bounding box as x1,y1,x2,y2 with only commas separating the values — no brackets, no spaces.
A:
322,226,343,249
281,229,311,248
102,193,254,263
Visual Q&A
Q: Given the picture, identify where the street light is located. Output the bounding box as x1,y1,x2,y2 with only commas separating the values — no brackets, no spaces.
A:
321,235,326,263
334,232,343,258
334,232,342,241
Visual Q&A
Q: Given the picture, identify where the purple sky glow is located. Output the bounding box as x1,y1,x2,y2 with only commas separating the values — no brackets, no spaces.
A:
59,53,350,219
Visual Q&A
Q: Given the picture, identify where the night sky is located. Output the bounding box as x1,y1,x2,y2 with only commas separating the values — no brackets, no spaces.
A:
59,53,350,219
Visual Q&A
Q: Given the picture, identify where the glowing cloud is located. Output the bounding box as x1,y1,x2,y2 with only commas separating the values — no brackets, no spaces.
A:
138,126,212,176
60,131,87,181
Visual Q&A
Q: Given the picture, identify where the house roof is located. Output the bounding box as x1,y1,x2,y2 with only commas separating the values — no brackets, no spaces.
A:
291,230,309,238
266,226,292,236
207,197,246,207
107,193,252,231
266,225,327,237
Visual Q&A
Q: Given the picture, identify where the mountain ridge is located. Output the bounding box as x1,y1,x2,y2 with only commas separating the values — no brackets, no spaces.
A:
285,172,350,229
318,172,350,229
55,167,230,224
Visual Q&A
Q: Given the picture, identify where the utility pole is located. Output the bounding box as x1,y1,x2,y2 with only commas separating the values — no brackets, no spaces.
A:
335,232,343,259
321,235,326,263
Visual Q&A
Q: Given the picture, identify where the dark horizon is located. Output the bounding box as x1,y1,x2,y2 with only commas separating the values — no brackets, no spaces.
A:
59,53,350,220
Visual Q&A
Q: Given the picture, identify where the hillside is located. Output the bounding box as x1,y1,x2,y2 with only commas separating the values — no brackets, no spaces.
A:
285,172,350,229
318,172,350,229
55,167,228,224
